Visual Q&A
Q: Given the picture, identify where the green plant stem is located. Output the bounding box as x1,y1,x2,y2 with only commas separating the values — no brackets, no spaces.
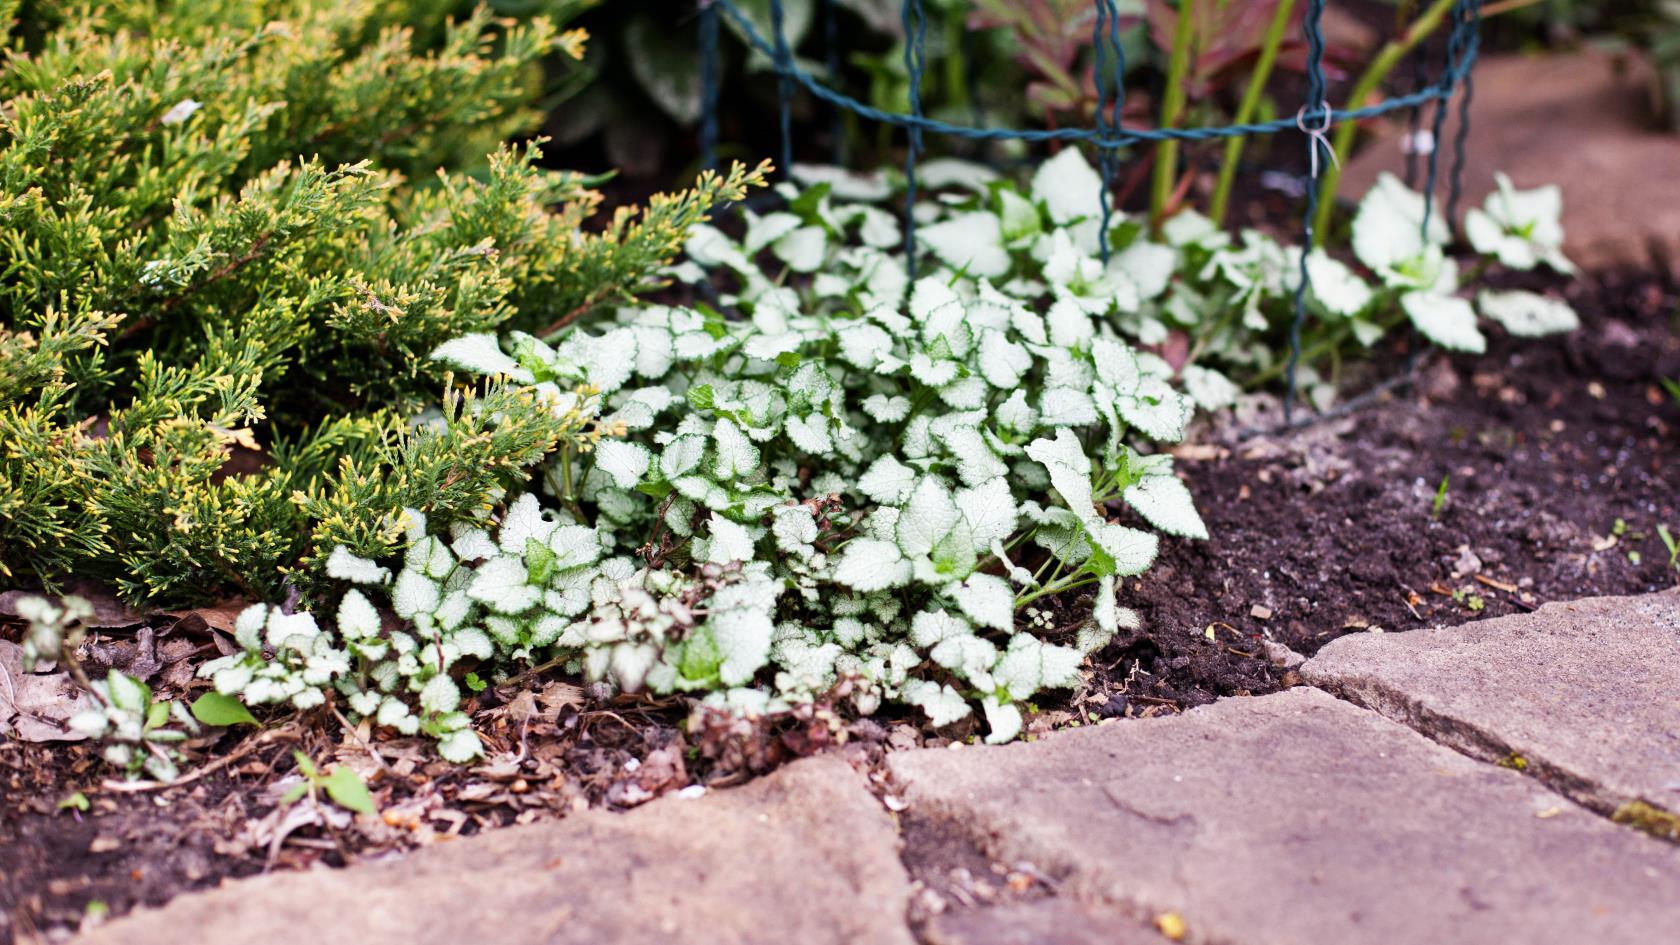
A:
1150,0,1199,235
1209,0,1298,227
1310,0,1458,237
1015,573,1101,609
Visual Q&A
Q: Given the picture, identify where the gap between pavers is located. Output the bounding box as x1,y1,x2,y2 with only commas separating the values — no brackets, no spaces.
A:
887,686,1680,945
1302,590,1680,835
73,755,917,945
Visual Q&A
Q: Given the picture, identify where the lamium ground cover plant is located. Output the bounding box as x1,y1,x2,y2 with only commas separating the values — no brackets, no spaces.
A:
778,149,1579,410
170,150,1581,760
214,257,1209,753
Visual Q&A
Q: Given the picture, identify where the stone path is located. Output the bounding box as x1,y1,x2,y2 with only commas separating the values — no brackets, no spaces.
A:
74,591,1680,945
1340,48,1680,273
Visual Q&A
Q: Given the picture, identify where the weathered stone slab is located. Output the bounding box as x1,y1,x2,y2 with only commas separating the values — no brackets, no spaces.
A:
75,756,915,945
922,899,1173,945
888,687,1680,945
1303,591,1680,824
1340,48,1680,272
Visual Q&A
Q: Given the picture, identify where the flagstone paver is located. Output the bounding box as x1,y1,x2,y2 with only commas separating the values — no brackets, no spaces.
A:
1302,591,1680,822
887,686,1680,945
74,755,916,945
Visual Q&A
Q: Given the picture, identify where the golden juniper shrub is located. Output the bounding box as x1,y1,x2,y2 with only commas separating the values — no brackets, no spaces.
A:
0,1,767,603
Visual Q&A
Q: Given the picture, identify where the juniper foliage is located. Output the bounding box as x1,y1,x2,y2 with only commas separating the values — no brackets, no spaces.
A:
0,1,766,604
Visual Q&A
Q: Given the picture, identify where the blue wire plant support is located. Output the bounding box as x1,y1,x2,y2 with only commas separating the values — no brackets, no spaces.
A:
696,0,1487,419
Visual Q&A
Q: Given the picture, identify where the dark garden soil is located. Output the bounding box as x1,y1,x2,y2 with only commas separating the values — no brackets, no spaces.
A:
1092,270,1680,715
3,272,1677,943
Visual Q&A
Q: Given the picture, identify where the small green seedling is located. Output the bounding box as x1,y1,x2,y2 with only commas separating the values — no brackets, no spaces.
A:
1658,525,1679,574
1431,474,1451,519
1661,377,1680,406
58,792,90,812
283,751,376,816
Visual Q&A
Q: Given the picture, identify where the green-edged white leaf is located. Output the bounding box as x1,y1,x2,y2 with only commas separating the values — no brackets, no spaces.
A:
337,589,381,640
858,454,917,506
1108,241,1175,300
954,477,1018,549
1181,365,1240,412
710,600,775,687
429,333,533,382
1117,377,1192,442
1477,289,1579,337
1303,248,1373,316
897,477,961,557
1040,387,1099,427
703,513,756,564
789,164,891,201
1123,474,1208,539
978,330,1032,388
1031,146,1103,224
931,633,999,683
450,525,498,562
466,556,541,614
1401,292,1486,354
904,680,972,727
919,212,1010,278
919,157,1000,192
594,440,651,489
837,322,893,369
712,418,760,480
785,413,834,454
392,570,440,620
744,211,802,253
773,226,828,272
1351,172,1448,272
326,546,390,585
556,327,639,397
909,275,962,324
832,538,913,591
910,609,971,648
420,674,460,714
498,494,556,554
105,670,150,714
452,626,494,660
993,634,1083,700
951,573,1015,632
981,696,1023,744
861,393,911,422
405,536,455,580
1046,292,1096,349
1024,429,1097,525
660,434,708,479
547,525,602,570
1091,337,1141,394
939,424,1008,485
1092,523,1158,577
772,505,818,559
437,729,483,763
997,187,1042,242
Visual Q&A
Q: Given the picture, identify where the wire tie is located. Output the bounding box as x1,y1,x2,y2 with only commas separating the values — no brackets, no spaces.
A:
1296,101,1339,178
